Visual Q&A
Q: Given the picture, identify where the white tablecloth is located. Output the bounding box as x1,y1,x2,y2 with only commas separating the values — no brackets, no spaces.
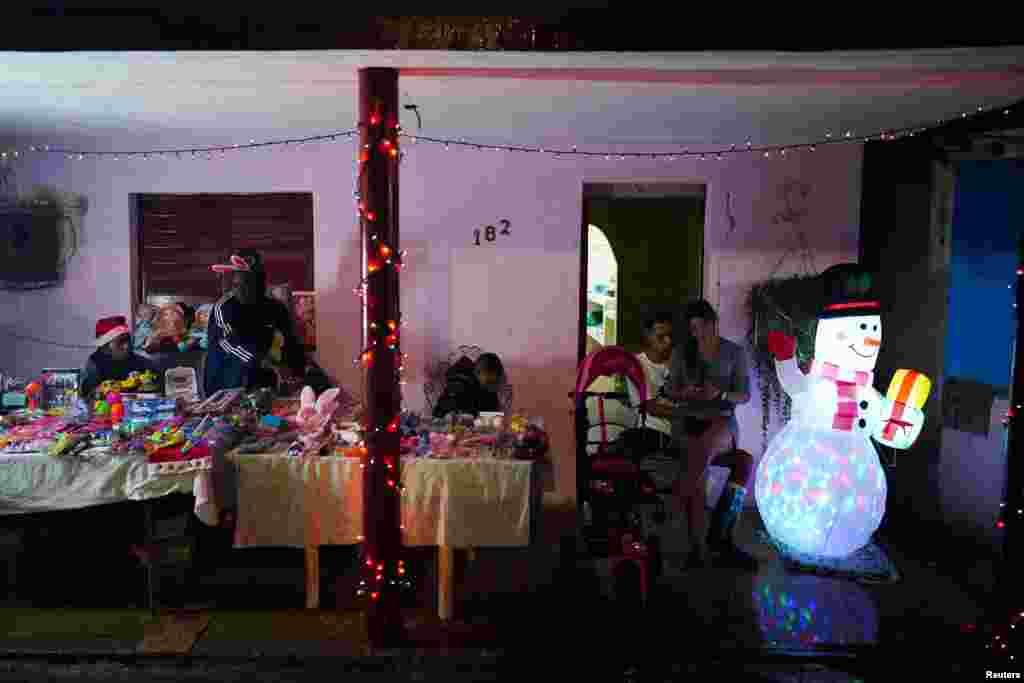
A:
0,449,218,525
229,453,534,549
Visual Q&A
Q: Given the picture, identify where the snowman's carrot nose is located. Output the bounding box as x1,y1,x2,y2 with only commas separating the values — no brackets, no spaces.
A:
864,337,881,347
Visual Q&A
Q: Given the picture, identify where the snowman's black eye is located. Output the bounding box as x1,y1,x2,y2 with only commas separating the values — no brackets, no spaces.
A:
873,325,878,331
860,323,867,330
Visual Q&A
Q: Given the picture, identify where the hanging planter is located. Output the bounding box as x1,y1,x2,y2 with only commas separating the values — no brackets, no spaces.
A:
746,274,823,455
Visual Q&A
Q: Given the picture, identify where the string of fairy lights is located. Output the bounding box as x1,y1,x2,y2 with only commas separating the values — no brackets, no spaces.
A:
998,261,1023,533
982,239,1024,663
0,102,1017,164
351,108,412,603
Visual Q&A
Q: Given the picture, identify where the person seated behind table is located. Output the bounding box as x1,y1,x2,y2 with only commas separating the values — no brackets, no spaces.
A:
432,352,506,419
205,249,305,397
624,311,676,453
80,316,156,400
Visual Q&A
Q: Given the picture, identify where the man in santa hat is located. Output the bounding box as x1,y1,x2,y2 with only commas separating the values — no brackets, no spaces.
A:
80,316,155,400
205,249,306,396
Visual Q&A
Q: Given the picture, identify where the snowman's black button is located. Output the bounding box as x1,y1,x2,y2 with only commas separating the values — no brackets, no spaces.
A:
858,419,867,428
860,401,868,409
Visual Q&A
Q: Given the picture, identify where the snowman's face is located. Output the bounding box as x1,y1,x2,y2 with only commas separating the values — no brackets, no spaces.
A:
814,315,882,372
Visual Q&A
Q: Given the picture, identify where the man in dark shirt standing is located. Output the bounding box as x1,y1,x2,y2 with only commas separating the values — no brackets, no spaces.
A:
205,250,305,397
80,316,155,400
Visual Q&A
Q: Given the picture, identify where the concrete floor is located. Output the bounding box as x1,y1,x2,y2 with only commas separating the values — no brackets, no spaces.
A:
0,459,995,679
0,503,993,680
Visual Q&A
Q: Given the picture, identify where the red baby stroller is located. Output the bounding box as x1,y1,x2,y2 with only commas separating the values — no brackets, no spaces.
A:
575,347,668,605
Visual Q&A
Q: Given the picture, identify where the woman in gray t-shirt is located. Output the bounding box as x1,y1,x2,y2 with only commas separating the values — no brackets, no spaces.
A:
665,300,757,570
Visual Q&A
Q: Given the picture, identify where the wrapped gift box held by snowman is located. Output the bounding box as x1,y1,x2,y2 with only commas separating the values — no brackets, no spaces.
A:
755,264,931,558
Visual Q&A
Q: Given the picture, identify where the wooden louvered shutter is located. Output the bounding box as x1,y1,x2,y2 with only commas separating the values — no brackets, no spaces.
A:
137,193,314,303
226,193,314,292
137,194,232,302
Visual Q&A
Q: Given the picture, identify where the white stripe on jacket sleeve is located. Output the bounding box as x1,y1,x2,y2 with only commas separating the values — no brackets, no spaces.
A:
213,296,253,362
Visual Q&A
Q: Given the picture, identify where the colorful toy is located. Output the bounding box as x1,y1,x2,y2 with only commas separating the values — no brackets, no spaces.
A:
509,415,529,434
25,382,42,411
286,386,341,457
46,432,93,457
144,428,184,456
180,414,211,455
143,303,187,354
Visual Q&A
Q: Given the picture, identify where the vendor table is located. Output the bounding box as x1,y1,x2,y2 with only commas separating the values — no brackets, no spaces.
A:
226,451,538,619
0,449,219,526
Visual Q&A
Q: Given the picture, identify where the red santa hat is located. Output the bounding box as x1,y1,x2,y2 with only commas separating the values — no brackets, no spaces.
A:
95,316,130,348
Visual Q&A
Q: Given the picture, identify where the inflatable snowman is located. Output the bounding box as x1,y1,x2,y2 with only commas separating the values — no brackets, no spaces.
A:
755,264,931,558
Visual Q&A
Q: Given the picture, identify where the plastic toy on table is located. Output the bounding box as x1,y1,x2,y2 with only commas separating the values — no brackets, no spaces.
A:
398,411,421,436
180,414,212,455
144,428,185,456
190,389,243,415
3,438,52,454
203,416,244,453
46,432,93,457
40,369,80,413
25,382,42,411
123,397,177,426
239,388,275,415
286,386,342,457
98,370,159,396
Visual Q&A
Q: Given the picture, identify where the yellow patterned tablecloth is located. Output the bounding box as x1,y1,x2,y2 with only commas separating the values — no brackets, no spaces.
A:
227,452,534,549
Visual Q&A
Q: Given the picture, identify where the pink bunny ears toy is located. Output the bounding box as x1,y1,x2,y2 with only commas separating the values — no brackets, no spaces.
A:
210,254,255,273
288,386,342,457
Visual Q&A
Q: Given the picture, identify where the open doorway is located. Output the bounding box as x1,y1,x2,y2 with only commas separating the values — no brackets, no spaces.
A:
585,224,619,349
576,183,707,444
578,183,706,364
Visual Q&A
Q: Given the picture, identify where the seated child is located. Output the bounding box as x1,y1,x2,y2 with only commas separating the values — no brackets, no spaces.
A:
80,316,155,400
432,352,506,419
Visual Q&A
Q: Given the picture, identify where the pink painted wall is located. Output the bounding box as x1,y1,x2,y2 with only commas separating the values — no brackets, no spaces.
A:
0,140,862,500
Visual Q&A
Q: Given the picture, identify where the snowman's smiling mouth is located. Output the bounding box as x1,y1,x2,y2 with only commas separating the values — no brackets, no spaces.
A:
848,345,877,359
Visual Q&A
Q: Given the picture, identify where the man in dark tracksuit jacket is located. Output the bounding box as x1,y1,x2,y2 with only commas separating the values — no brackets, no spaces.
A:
205,250,306,397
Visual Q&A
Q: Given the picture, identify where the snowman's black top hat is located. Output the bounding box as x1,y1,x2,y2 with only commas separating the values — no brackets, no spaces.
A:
819,263,882,319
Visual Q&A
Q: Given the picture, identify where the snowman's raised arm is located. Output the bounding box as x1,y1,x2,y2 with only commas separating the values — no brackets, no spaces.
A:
766,330,807,396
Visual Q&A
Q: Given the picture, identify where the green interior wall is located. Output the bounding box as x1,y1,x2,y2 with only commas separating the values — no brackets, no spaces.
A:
586,197,705,352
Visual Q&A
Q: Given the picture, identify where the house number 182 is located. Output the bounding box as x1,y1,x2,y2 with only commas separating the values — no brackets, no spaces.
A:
473,219,511,245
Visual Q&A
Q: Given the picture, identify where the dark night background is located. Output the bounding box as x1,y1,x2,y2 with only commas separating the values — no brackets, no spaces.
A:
3,7,1020,51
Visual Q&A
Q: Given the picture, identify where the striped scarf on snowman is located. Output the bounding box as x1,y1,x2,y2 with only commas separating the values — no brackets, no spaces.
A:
809,360,874,431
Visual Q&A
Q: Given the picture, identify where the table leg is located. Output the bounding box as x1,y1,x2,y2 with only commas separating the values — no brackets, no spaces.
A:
305,545,320,609
438,544,454,621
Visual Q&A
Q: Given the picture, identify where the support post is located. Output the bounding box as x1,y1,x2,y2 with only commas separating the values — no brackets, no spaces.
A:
357,67,406,645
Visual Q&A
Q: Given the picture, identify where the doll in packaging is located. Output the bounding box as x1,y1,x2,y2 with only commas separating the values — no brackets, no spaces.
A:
133,304,157,352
